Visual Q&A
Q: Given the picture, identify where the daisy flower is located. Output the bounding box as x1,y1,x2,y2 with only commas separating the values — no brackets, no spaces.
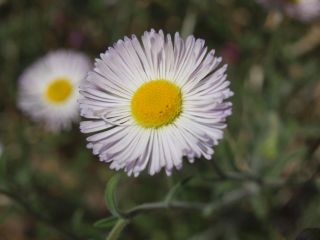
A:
258,0,320,22
18,50,91,131
79,29,233,177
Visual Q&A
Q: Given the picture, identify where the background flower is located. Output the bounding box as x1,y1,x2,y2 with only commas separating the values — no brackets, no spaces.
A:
258,0,320,22
18,50,91,131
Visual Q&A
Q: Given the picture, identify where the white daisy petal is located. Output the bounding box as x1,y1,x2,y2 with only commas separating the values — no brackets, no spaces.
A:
80,30,233,176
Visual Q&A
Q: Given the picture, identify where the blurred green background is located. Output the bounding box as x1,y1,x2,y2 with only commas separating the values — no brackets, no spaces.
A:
0,0,320,239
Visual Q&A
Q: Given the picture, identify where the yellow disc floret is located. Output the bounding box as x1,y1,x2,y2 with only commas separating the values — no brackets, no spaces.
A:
131,80,182,128
46,78,73,104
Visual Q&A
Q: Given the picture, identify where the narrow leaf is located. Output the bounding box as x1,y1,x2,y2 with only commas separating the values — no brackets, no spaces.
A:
94,216,118,229
105,175,122,217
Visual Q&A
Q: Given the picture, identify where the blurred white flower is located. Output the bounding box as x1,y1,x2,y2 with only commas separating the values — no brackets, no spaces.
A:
18,50,91,132
258,0,320,22
79,29,233,177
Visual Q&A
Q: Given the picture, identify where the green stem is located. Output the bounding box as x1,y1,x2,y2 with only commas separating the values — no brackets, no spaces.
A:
124,200,206,219
106,218,129,240
105,201,205,240
104,171,309,239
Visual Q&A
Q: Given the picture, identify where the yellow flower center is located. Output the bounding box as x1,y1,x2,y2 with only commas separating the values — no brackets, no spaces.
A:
131,80,182,128
45,78,73,103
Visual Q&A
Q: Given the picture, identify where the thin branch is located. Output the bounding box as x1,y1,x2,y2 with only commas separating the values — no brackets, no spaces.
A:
124,201,206,219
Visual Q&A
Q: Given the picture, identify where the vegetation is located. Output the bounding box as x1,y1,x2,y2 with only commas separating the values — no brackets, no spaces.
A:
0,0,319,239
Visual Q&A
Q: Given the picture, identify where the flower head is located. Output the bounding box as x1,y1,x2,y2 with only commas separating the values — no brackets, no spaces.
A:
258,0,320,22
18,50,91,131
79,30,233,176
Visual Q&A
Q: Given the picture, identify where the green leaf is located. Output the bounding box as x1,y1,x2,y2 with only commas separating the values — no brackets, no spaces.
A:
94,216,118,229
105,175,123,218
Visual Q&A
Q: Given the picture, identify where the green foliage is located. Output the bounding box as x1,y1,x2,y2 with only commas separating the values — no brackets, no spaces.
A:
106,219,129,240
94,216,118,229
0,0,319,239
104,175,123,218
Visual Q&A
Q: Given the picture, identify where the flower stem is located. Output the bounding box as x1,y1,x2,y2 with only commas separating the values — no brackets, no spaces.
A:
124,200,206,219
106,218,129,240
